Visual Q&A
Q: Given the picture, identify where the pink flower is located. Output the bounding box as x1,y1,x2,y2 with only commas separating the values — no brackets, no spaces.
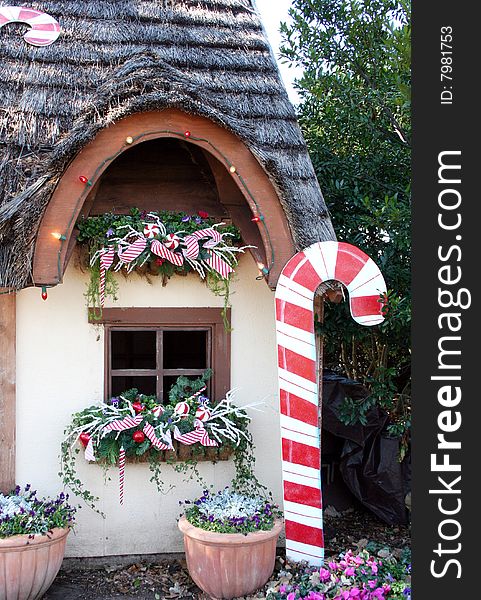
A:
371,564,378,575
280,585,287,593
287,593,296,600
319,568,331,582
344,567,356,577
349,589,360,597
329,561,339,570
368,580,377,589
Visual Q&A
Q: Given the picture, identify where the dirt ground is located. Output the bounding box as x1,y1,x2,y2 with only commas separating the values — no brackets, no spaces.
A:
44,508,411,600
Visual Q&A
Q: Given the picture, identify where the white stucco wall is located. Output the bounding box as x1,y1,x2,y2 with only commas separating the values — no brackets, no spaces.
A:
15,253,281,557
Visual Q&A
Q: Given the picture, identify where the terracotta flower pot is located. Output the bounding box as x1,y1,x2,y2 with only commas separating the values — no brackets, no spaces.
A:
0,527,70,600
178,516,283,599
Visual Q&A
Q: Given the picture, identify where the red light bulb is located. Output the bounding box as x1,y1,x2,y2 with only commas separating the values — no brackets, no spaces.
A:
251,215,264,223
184,130,191,138
41,287,47,301
79,175,89,184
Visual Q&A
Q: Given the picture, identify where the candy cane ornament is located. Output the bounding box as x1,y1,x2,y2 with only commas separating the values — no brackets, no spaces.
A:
0,6,61,46
275,241,387,566
118,446,126,506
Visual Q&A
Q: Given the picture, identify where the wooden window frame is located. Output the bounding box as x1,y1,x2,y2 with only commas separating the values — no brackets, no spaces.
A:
90,308,231,402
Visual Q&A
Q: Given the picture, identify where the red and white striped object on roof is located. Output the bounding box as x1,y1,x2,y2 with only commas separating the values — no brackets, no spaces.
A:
0,6,61,46
275,241,386,566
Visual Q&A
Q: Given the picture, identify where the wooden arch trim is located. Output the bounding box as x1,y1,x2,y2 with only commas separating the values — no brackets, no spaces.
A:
33,109,295,288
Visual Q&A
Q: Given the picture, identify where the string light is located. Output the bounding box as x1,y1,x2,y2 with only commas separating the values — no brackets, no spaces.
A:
41,286,48,300
51,127,275,283
51,232,67,241
125,136,134,145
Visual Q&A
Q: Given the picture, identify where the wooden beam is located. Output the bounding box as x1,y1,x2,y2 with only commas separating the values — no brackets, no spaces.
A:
0,289,16,493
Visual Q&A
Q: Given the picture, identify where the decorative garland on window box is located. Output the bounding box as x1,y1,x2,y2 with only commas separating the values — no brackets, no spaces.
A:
76,209,250,325
60,372,262,513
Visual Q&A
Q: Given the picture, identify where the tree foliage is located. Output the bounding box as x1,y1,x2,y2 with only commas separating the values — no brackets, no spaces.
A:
280,0,411,436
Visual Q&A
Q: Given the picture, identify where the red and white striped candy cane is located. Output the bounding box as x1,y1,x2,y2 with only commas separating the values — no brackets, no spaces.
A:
99,246,115,307
151,239,184,267
118,446,126,505
0,6,61,47
275,241,386,566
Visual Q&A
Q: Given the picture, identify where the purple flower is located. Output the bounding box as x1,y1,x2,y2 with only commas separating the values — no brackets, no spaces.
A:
106,228,114,237
110,397,119,406
181,215,191,223
194,216,202,224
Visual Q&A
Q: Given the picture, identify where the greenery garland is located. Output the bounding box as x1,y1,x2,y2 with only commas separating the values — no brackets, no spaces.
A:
60,372,263,513
76,208,245,325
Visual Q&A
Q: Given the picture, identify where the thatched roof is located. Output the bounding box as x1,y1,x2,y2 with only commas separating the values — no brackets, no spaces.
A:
0,0,335,289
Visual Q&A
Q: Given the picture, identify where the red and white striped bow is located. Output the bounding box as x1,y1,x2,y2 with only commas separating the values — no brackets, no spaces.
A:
102,415,143,435
117,237,147,266
173,424,218,447
150,239,184,266
143,422,173,450
183,227,222,259
183,228,233,279
99,246,115,307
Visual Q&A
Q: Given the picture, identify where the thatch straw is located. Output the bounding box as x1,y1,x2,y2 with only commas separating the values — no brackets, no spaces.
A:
0,0,335,289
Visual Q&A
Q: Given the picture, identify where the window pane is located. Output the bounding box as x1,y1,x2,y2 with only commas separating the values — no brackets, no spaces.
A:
111,330,156,369
111,376,157,397
163,330,207,369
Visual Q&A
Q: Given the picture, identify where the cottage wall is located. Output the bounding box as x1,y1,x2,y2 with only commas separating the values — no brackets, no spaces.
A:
15,253,282,557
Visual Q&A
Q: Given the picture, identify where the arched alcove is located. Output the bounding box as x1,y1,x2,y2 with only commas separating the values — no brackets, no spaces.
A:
33,109,296,288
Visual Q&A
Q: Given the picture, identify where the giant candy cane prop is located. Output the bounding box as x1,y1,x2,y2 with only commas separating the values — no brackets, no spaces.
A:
0,6,61,46
275,241,387,566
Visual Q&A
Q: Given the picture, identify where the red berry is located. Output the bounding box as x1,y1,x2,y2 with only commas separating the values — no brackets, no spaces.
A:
132,402,144,414
79,432,90,447
132,430,145,443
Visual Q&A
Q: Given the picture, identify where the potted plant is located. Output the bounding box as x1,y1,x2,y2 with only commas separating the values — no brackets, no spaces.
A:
0,485,76,600
178,488,283,599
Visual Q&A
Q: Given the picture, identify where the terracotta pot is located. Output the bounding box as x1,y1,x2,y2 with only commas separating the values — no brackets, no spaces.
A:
178,516,282,599
0,527,69,600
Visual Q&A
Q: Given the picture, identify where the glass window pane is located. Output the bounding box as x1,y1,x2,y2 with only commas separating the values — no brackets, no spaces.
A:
111,330,156,369
111,376,157,397
163,330,207,369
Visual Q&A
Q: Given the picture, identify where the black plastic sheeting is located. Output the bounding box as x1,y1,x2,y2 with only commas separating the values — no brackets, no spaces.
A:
322,370,411,525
